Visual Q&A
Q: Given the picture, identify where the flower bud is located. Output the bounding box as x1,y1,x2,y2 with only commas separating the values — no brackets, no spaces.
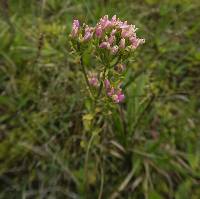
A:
119,38,126,49
83,32,93,41
114,63,126,73
96,25,103,38
111,45,118,54
83,26,94,41
108,35,116,45
71,19,80,37
111,29,117,36
99,42,110,49
88,72,99,87
104,79,110,90
112,90,125,103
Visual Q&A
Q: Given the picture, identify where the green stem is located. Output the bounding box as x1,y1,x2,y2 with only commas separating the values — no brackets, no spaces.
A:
84,132,97,196
80,56,94,99
96,66,107,100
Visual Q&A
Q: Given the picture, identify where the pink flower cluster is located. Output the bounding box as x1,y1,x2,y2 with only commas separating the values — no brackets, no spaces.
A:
71,20,80,38
88,72,99,87
83,25,94,41
70,15,145,51
97,15,145,53
70,16,145,104
104,79,125,103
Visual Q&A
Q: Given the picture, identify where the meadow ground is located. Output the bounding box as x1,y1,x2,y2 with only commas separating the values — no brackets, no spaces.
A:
0,0,200,198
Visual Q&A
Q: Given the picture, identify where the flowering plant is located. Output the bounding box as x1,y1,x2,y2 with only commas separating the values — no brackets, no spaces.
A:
70,15,145,104
69,15,146,193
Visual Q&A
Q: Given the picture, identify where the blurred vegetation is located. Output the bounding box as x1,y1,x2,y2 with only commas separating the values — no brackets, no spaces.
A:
0,0,200,198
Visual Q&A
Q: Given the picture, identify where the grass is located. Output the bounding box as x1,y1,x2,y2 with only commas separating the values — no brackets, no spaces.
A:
0,0,200,198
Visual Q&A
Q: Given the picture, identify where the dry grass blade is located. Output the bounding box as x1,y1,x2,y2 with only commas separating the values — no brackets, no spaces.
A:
109,149,124,160
110,167,135,199
131,176,143,192
109,140,126,153
149,161,173,198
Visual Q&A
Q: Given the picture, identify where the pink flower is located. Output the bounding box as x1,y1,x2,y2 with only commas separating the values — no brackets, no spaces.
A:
99,42,110,49
130,37,145,49
83,32,93,41
119,38,126,49
73,20,80,27
111,45,119,54
107,35,116,45
110,15,118,26
121,28,132,38
104,79,125,103
121,25,137,38
112,90,125,103
104,79,115,97
89,77,99,87
111,15,117,22
95,25,103,38
104,79,110,90
71,19,80,37
129,36,138,48
83,26,94,41
111,29,117,36
99,15,112,29
88,72,99,87
119,21,129,29
108,87,115,97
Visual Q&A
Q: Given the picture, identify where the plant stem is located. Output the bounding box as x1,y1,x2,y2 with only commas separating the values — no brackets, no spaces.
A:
84,132,97,196
96,66,107,100
80,56,94,99
119,105,126,135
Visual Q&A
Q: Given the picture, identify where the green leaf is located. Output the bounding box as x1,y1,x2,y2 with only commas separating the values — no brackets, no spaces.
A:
149,191,163,199
175,180,192,199
126,73,149,133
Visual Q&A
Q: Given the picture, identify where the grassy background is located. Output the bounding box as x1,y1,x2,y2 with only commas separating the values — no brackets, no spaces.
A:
0,0,200,198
